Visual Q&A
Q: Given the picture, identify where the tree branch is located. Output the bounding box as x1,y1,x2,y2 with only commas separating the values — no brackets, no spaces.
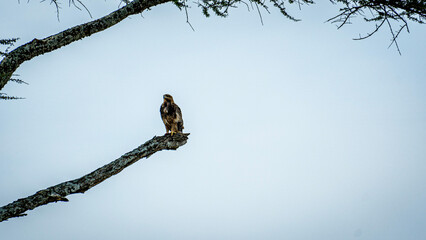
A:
0,0,172,91
0,133,189,222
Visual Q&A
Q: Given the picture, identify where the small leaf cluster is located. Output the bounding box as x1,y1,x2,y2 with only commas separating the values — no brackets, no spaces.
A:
172,0,314,19
0,93,24,100
0,38,19,57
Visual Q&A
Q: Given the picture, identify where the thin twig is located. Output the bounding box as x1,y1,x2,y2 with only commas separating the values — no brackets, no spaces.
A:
255,2,264,25
185,0,195,31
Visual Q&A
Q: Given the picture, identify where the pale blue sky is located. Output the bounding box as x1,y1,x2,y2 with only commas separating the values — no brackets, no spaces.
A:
1,1,426,239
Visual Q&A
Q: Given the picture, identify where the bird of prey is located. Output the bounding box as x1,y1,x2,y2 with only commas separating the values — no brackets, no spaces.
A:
160,94,184,136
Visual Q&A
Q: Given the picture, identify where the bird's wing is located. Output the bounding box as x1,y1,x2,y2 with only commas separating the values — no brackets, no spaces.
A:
160,104,164,117
175,104,184,130
175,105,183,121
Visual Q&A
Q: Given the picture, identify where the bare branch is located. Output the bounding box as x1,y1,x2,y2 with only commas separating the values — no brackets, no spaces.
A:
0,133,190,222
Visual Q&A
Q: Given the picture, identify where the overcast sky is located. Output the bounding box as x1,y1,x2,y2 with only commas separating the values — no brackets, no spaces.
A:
1,1,425,239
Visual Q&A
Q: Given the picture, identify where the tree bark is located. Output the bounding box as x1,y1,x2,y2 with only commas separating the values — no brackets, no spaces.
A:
0,0,172,91
0,133,189,222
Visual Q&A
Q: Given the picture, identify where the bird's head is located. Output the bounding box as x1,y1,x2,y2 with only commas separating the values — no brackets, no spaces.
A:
163,94,174,103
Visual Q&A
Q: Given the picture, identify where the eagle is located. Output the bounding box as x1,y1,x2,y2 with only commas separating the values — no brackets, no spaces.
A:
160,94,184,136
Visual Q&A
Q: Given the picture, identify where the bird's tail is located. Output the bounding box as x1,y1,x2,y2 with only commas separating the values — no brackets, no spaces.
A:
177,122,184,132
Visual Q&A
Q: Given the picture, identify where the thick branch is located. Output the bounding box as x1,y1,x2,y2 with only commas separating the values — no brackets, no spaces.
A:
0,0,171,91
0,133,189,222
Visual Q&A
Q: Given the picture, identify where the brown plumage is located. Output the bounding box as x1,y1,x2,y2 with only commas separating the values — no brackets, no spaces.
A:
160,94,184,135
